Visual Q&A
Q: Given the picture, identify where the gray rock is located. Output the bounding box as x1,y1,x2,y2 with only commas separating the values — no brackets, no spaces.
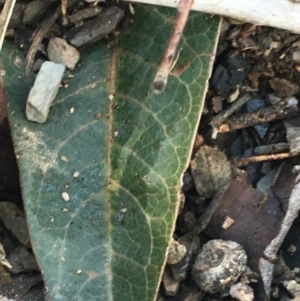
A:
192,239,247,293
66,6,124,47
292,50,300,61
162,268,181,297
26,61,65,123
0,202,31,248
8,3,26,29
68,7,102,24
32,58,45,72
7,246,39,274
22,0,52,25
190,145,232,198
47,37,80,70
269,78,299,97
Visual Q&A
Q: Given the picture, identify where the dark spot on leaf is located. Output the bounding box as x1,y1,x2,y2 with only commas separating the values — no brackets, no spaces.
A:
153,81,165,93
167,53,174,62
94,112,102,120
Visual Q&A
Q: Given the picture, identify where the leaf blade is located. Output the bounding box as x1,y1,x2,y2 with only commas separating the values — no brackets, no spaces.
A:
1,5,220,301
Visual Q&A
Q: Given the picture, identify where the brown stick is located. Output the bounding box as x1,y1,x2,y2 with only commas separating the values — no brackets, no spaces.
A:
153,0,194,93
254,142,289,155
233,152,292,167
219,102,300,133
211,93,251,128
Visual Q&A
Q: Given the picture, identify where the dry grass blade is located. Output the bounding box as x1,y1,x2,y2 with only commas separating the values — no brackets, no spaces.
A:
61,0,68,25
0,0,16,51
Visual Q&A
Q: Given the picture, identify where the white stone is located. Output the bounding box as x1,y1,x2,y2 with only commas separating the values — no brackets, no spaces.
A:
61,192,70,202
26,61,65,123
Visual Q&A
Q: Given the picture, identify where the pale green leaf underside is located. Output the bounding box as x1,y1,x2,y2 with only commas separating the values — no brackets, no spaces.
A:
1,5,220,301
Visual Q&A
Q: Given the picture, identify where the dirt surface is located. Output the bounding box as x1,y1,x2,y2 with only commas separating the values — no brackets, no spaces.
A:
1,1,300,301
167,19,300,301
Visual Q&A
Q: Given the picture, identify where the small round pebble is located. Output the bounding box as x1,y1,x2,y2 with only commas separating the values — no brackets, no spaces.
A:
61,192,70,202
167,239,187,265
230,282,254,301
192,239,247,293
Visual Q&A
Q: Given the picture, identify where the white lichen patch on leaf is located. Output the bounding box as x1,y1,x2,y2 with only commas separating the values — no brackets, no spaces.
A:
17,127,66,175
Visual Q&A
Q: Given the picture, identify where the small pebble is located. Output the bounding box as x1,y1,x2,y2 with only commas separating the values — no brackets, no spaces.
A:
47,37,80,70
62,192,70,202
269,78,299,97
222,216,235,229
167,239,187,265
288,244,297,253
192,239,247,293
292,51,300,61
22,0,51,25
73,171,80,178
284,280,300,297
230,282,254,301
61,156,68,162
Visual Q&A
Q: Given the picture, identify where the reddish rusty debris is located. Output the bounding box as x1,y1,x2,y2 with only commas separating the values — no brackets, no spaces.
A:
202,178,282,270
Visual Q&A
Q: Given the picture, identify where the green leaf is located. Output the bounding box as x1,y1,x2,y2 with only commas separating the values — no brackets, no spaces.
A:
1,5,220,301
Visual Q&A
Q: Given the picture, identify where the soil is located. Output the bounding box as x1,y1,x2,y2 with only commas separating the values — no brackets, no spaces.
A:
1,1,300,301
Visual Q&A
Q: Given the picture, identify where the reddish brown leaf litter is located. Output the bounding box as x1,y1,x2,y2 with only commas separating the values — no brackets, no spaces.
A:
203,178,282,270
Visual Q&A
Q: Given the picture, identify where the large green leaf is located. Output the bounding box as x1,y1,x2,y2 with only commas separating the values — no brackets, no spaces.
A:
1,5,220,301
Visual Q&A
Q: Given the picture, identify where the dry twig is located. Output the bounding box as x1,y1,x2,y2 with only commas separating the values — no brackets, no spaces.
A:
211,93,251,138
233,153,292,167
254,143,289,155
153,0,194,93
61,0,69,25
219,101,299,133
0,0,16,50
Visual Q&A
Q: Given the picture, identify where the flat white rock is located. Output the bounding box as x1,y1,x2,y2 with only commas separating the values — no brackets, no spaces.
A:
26,61,65,123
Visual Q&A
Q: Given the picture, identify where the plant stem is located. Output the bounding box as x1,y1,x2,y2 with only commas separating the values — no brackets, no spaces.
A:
153,0,193,93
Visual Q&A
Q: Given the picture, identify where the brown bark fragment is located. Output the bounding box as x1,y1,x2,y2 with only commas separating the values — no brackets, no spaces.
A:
219,102,299,133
